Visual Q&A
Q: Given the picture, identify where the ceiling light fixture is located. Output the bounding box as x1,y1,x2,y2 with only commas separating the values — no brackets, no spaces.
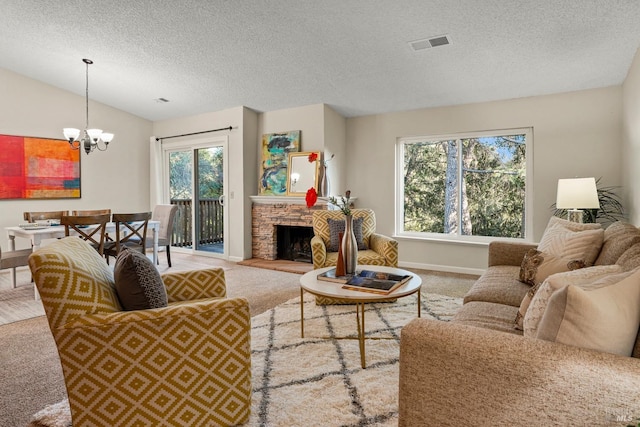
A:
63,58,114,154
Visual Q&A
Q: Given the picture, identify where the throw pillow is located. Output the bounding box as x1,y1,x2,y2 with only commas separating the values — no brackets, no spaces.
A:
617,243,640,271
537,220,604,266
536,269,640,356
518,249,586,286
327,217,367,252
594,221,640,265
114,248,168,311
522,265,623,338
515,250,585,330
544,216,602,232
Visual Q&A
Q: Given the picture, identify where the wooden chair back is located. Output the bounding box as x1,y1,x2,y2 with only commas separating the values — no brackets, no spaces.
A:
71,209,111,217
60,214,111,256
105,212,152,260
23,211,67,222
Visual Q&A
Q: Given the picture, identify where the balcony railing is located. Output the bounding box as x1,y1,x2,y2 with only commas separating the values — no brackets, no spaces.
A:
171,198,223,247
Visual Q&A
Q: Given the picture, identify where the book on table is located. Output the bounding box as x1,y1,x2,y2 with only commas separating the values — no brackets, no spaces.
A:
316,268,351,284
317,268,412,294
341,270,412,295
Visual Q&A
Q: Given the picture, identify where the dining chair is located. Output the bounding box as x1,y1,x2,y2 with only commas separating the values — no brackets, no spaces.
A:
23,210,67,223
60,214,111,256
130,204,179,266
103,212,151,264
71,209,111,217
0,246,33,290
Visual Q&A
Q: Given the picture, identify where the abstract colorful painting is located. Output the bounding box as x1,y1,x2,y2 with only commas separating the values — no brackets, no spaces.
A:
0,134,80,199
259,130,300,195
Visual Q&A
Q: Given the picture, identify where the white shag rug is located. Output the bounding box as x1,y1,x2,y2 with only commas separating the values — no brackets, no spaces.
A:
30,292,461,427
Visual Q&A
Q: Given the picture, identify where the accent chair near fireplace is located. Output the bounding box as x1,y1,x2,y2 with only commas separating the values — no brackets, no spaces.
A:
310,208,398,270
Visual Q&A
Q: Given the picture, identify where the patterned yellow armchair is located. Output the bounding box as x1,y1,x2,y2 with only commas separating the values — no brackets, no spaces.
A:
311,208,398,269
29,237,251,426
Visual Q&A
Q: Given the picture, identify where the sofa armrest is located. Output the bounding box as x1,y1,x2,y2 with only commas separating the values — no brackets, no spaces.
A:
487,241,537,267
399,318,640,426
311,235,327,269
369,233,398,267
161,267,227,302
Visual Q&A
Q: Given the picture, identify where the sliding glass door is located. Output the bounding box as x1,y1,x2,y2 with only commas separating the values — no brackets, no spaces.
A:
164,136,228,258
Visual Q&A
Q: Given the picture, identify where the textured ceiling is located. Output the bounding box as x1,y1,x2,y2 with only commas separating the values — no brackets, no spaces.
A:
1,0,640,121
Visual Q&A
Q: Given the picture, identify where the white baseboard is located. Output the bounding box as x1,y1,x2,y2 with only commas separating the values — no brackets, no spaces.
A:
228,255,244,263
398,260,485,276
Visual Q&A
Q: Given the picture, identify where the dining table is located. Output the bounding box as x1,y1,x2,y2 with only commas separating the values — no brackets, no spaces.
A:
5,221,160,298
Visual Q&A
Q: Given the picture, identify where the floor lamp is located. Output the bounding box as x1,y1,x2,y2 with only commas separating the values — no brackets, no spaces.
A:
556,177,600,223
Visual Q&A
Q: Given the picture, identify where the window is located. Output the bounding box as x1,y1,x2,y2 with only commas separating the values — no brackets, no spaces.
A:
396,128,532,241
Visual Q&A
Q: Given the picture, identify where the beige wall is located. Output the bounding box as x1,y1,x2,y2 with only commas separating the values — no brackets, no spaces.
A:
623,47,640,224
347,87,623,273
0,68,152,250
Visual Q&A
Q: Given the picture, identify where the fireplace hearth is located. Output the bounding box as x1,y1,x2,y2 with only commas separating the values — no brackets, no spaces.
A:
277,225,314,263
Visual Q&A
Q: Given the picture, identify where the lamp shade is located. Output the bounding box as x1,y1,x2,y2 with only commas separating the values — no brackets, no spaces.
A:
556,177,600,209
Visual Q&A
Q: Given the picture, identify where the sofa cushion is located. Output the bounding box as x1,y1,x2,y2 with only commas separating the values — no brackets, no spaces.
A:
452,301,522,335
114,248,168,311
594,221,640,265
617,243,640,271
543,216,602,232
523,265,624,338
463,266,530,307
537,270,640,356
537,218,604,266
519,249,585,286
327,216,366,251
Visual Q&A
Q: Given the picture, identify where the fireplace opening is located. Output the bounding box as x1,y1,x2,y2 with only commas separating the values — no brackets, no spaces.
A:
277,225,314,263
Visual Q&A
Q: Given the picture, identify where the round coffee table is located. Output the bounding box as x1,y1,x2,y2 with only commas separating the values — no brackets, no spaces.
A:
300,265,422,368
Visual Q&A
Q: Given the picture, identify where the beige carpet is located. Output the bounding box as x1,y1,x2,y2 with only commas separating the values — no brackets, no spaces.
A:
29,292,462,426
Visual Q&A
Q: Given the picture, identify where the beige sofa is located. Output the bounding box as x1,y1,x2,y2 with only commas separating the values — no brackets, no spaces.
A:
399,224,640,426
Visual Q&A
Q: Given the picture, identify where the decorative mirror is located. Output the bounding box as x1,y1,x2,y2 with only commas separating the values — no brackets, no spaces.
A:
287,151,320,196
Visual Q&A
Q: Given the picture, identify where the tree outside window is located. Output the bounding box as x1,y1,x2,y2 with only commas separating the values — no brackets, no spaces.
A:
399,128,530,240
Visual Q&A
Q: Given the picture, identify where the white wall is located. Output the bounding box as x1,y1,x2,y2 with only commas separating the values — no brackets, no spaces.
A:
347,87,623,274
623,47,640,224
0,68,152,250
152,106,257,261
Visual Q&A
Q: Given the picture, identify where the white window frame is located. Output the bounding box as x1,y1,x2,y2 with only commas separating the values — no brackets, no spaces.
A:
395,127,534,244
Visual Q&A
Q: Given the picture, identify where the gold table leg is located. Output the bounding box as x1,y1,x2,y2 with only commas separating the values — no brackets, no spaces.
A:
300,288,305,338
356,302,366,369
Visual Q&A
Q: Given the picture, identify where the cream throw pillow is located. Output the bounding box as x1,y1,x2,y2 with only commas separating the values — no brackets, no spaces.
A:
537,218,603,266
522,265,623,338
536,269,640,356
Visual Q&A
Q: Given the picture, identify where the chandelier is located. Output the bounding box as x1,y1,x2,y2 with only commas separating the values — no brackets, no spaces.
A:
63,58,114,154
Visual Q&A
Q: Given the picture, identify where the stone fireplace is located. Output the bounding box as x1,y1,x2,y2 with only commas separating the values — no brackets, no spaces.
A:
250,196,329,261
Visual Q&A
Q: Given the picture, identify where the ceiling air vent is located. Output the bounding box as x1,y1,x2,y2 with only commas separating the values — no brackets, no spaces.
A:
409,35,451,51
154,97,170,103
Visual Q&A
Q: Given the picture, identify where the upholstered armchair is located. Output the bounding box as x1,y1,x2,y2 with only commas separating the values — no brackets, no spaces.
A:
29,237,251,426
311,208,398,269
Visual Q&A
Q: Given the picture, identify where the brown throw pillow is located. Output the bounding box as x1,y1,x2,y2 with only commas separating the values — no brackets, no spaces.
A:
518,249,586,286
595,221,640,265
616,243,640,271
114,248,168,311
